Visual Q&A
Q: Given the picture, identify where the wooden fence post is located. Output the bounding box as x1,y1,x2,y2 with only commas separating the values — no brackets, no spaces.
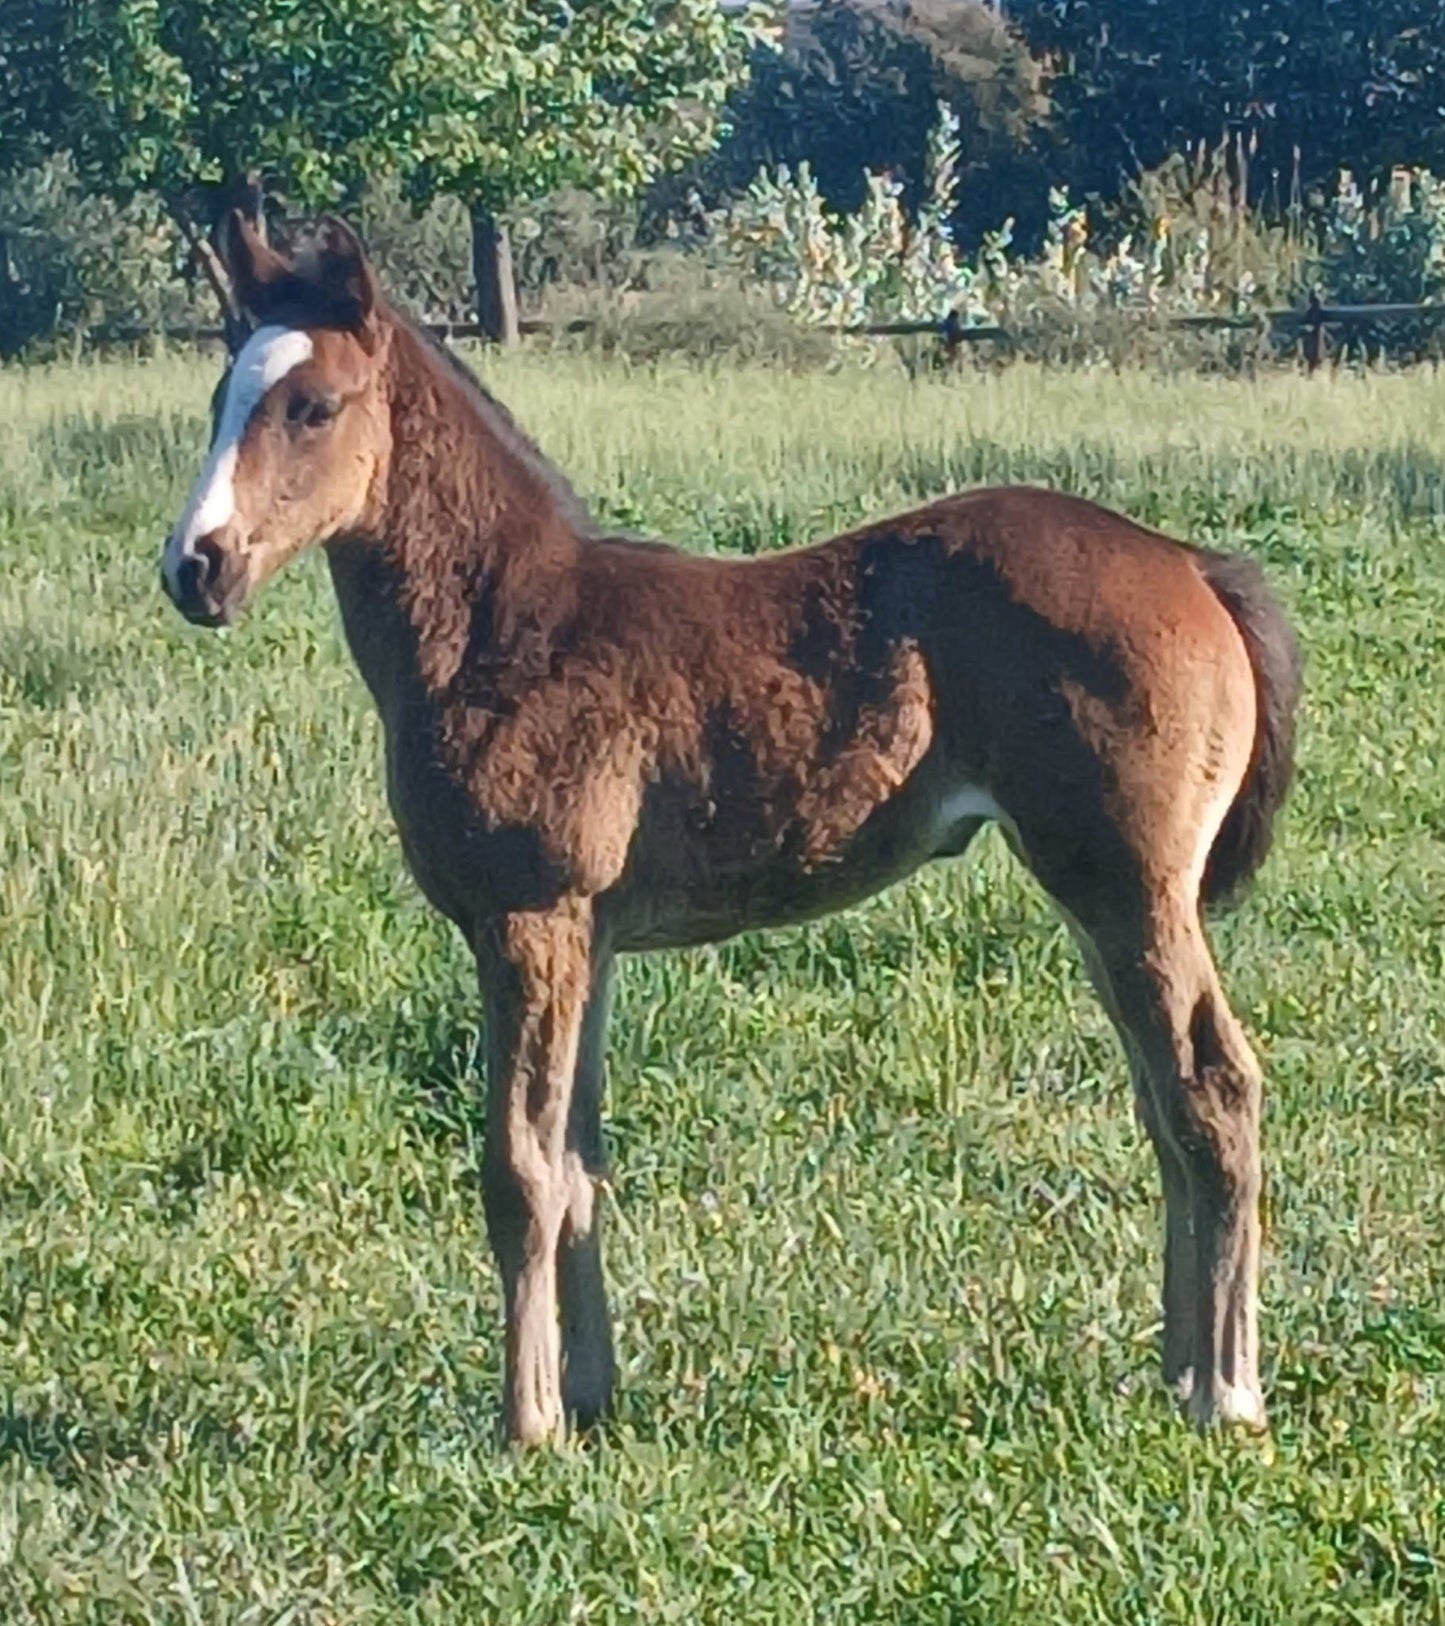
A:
1303,287,1326,374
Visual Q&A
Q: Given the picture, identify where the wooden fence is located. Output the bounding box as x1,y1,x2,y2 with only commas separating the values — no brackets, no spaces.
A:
85,295,1445,370
849,297,1445,370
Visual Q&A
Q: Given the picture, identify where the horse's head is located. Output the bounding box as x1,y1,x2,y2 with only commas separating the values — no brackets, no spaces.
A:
162,213,392,627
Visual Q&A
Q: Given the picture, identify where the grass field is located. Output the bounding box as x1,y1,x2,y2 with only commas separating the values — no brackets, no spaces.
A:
1,349,1444,1623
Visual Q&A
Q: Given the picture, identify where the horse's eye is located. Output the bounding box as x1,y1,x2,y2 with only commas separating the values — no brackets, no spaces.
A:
287,393,339,430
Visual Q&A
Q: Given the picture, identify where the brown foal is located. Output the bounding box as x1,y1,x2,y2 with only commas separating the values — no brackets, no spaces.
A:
161,216,1301,1447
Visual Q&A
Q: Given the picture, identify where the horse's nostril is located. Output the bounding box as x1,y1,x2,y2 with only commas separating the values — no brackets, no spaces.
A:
175,554,206,601
176,543,222,601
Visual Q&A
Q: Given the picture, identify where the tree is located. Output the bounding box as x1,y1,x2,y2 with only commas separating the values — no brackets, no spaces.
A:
0,2,63,180
0,0,511,340
398,1,773,342
0,0,771,346
683,0,1049,252
1010,0,1445,209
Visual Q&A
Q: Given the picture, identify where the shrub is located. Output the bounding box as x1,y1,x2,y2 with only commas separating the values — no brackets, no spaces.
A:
722,110,1298,347
509,189,649,302
357,177,472,323
544,253,838,370
1318,166,1445,305
721,108,1445,369
721,105,997,330
0,155,206,356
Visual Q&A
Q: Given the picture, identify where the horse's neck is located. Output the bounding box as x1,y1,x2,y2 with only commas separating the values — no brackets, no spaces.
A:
327,319,582,717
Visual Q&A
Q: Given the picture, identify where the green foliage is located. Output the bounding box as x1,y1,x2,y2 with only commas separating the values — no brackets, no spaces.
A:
722,110,1293,347
0,1,770,224
723,105,1001,329
511,188,646,299
6,0,467,209
400,0,774,213
1319,167,1445,305
1011,0,1445,205
0,0,769,343
724,109,1445,366
357,174,472,322
3,348,1445,1618
0,154,205,355
558,261,840,369
1117,143,1308,310
355,174,695,329
688,0,1049,252
0,1,65,180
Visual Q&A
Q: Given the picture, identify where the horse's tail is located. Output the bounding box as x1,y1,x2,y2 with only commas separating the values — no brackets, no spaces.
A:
1198,549,1304,910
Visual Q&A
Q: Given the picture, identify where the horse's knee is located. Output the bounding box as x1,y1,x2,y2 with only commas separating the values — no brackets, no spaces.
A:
482,1134,570,1263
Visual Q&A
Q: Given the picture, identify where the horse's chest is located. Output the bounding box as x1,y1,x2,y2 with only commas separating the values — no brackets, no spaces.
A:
382,722,565,924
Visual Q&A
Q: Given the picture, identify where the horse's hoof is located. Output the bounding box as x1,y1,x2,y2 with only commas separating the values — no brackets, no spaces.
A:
1188,1380,1268,1432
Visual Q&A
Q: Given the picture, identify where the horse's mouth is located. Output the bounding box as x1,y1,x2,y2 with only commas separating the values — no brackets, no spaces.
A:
177,599,235,629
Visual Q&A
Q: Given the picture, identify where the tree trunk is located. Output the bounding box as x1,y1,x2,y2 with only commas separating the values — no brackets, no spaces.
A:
0,230,21,358
471,204,520,347
229,171,267,244
166,191,246,351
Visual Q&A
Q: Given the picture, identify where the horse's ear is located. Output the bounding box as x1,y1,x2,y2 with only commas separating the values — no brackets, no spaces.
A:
219,208,289,324
314,215,380,350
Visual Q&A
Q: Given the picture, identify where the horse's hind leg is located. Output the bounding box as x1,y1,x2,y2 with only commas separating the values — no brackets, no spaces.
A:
1070,931,1199,1401
1085,891,1266,1428
558,952,616,1429
1131,1073,1201,1402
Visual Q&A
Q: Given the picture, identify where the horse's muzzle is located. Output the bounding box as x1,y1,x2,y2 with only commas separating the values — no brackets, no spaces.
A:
161,534,241,627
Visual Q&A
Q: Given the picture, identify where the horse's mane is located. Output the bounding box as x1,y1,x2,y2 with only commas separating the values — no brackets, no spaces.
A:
398,306,600,538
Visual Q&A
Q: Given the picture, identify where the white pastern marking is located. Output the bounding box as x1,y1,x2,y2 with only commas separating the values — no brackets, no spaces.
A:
1191,1381,1267,1430
163,325,314,592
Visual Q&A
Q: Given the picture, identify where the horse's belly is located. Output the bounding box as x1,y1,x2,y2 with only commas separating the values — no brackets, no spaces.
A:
605,777,999,951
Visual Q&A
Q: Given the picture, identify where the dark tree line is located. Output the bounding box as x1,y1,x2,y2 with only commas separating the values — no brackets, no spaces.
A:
694,0,1445,250
1014,0,1445,202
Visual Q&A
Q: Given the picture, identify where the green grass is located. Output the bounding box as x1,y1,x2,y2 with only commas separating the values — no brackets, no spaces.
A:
1,349,1444,1623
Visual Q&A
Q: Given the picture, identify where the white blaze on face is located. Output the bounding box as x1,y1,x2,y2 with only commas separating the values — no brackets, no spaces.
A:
163,325,315,594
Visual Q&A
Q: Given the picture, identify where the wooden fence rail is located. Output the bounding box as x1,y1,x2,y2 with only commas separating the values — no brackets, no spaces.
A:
81,297,1445,370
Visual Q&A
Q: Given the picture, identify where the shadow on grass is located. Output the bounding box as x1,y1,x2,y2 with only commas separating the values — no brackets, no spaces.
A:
382,1000,488,1166
0,1399,244,1486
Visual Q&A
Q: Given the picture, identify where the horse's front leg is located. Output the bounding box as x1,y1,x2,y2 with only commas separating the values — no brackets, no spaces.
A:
476,900,594,1448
